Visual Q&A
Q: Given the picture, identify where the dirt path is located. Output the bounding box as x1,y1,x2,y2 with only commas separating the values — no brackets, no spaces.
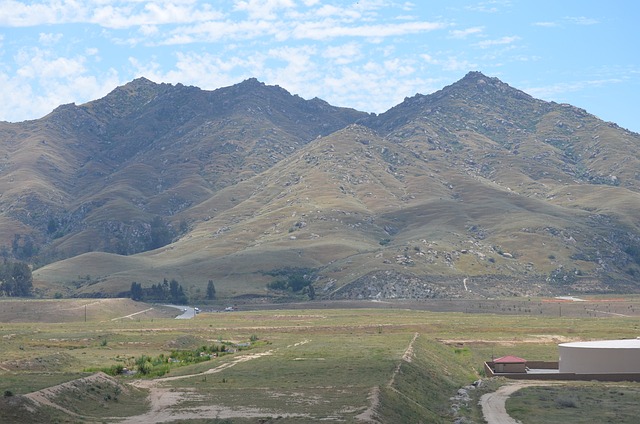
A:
356,332,420,423
116,350,291,423
23,351,279,423
110,307,154,321
131,350,274,388
480,381,560,424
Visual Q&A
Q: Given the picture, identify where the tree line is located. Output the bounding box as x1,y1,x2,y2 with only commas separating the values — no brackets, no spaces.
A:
130,278,217,304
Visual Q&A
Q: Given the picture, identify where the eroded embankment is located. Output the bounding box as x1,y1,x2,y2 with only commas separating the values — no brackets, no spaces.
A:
368,334,477,423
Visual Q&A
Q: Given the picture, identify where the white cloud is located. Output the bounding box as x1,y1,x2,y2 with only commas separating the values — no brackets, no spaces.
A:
442,56,477,72
532,21,559,28
465,0,512,14
449,26,484,39
292,20,448,40
0,47,121,122
420,53,437,64
38,32,63,45
320,62,442,113
0,0,224,28
401,2,416,12
383,58,415,76
565,16,599,26
15,48,86,80
419,53,477,72
139,24,159,36
525,78,624,99
314,5,356,18
475,35,519,49
129,52,266,90
160,18,284,45
322,42,362,65
233,0,296,20
0,0,67,26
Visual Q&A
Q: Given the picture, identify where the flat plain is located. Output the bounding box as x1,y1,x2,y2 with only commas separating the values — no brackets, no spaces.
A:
1,296,640,423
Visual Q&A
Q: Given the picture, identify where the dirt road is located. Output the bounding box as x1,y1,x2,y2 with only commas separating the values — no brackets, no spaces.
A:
480,383,526,424
480,381,560,424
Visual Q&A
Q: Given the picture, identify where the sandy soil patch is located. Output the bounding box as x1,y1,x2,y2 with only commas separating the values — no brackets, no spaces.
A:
440,334,576,346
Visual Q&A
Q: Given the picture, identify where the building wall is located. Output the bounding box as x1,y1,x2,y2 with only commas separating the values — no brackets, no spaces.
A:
484,362,640,382
559,346,640,374
495,362,526,373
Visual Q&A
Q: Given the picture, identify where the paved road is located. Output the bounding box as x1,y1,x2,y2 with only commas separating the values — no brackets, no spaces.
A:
164,304,196,319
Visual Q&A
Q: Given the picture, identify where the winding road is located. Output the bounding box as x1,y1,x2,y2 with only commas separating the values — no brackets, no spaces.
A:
480,381,560,424
480,383,526,424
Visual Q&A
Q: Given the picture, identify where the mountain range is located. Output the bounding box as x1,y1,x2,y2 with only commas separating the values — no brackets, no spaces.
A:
2,71,640,300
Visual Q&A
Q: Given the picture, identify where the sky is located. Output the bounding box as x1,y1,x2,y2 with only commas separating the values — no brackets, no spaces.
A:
0,0,638,132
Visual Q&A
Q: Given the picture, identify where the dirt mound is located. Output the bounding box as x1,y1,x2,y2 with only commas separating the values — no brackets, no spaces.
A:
24,372,147,420
0,394,60,424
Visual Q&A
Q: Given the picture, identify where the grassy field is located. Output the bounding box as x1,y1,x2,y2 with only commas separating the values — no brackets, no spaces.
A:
0,297,640,422
507,383,640,424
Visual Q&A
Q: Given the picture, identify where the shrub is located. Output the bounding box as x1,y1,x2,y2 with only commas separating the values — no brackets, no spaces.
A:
556,396,577,408
108,364,124,376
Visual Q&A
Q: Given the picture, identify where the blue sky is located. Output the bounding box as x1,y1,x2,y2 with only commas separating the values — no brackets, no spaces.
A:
0,1,638,132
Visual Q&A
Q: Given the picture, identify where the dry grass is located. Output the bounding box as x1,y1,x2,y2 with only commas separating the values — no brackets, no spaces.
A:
1,297,640,422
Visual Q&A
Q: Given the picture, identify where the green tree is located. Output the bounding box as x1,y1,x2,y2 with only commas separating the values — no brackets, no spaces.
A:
206,280,216,300
130,281,143,301
169,279,188,304
0,261,33,297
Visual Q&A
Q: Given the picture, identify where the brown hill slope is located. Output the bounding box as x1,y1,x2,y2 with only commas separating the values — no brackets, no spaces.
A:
6,72,640,299
0,78,367,262
36,123,640,299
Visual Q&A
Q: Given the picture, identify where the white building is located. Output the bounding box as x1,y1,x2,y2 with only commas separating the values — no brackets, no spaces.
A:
559,338,640,374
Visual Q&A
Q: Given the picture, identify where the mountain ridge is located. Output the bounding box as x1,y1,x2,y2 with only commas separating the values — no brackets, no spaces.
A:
1,72,639,299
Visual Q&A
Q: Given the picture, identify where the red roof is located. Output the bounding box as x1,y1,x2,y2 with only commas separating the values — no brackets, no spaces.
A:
494,355,526,363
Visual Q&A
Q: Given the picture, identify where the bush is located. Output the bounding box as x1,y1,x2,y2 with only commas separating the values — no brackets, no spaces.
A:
4,390,13,397
265,267,315,293
107,364,124,376
556,396,577,408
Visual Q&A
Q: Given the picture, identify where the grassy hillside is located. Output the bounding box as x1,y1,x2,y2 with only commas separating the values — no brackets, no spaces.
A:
2,297,640,422
34,118,640,299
